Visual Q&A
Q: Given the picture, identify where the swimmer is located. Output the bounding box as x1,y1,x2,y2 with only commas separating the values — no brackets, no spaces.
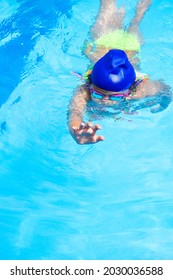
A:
68,0,172,145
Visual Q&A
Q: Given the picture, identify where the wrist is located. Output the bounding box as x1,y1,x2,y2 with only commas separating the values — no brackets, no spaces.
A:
68,119,83,134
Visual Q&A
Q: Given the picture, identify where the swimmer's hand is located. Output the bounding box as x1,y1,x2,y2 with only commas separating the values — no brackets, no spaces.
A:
71,122,104,145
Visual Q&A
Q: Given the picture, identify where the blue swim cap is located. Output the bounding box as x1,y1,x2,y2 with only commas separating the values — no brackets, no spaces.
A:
91,49,136,91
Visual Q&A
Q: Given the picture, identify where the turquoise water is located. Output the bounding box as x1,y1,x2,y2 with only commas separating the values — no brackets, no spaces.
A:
0,0,173,260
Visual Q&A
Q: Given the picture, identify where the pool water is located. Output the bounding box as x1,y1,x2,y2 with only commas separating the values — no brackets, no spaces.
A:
0,0,173,260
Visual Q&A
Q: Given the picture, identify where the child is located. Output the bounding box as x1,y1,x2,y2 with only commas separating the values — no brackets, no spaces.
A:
68,0,172,145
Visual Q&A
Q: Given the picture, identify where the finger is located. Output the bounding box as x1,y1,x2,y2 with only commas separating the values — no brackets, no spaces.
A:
86,124,102,135
79,122,86,129
72,126,78,132
86,122,93,127
94,135,104,143
93,124,102,131
85,122,102,133
86,127,95,135
97,135,104,142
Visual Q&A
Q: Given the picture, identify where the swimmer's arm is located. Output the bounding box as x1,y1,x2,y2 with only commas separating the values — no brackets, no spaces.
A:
141,80,172,112
150,81,172,113
129,80,171,99
67,85,104,144
129,79,172,112
68,85,89,131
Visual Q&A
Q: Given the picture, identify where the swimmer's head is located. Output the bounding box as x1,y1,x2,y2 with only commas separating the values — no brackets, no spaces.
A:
91,49,136,92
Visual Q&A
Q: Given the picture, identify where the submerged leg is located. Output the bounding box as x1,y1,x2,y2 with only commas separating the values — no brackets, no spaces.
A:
127,0,152,37
89,0,125,40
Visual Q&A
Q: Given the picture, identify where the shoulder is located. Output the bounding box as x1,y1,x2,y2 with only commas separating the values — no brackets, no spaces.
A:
74,84,91,101
142,79,171,94
140,79,161,93
132,78,169,99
